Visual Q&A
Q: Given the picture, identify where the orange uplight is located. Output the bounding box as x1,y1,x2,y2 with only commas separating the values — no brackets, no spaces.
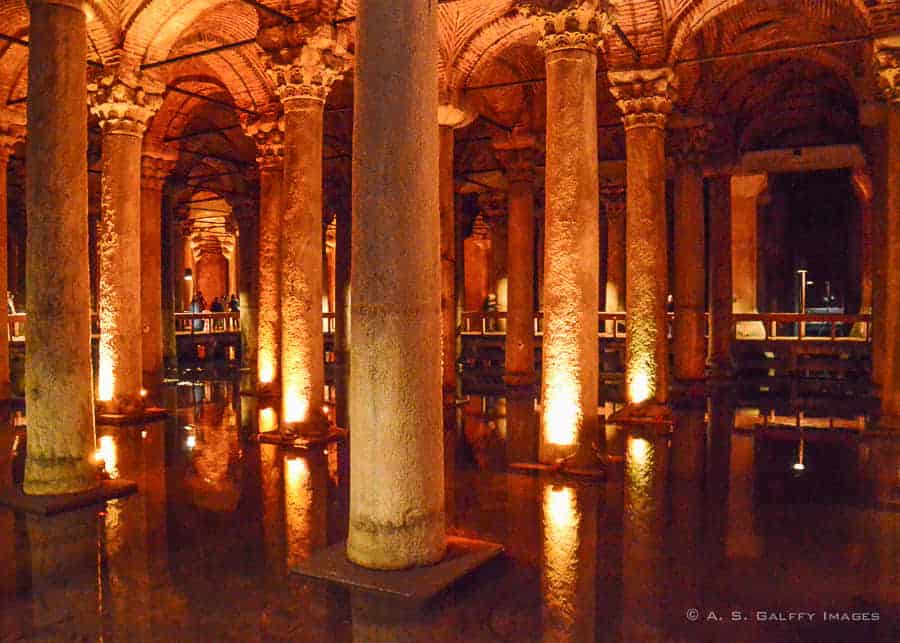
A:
259,407,277,433
628,370,651,405
543,378,579,446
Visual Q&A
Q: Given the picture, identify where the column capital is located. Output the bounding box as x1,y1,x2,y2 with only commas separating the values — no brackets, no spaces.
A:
599,178,625,221
669,120,713,165
26,0,85,11
241,104,285,169
470,213,491,240
493,130,539,185
874,38,900,103
477,190,507,225
140,152,176,190
88,66,164,136
608,67,677,130
260,23,351,107
520,1,612,55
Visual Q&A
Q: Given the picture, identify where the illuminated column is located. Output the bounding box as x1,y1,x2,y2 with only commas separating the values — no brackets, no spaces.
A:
670,122,709,382
241,106,284,394
874,41,900,426
0,115,22,400
333,191,352,429
707,175,735,375
349,0,445,569
140,152,175,384
601,179,626,316
494,131,538,388
524,3,609,465
263,29,348,434
88,69,163,413
731,173,767,338
438,103,474,406
24,0,97,494
609,68,676,406
234,202,258,365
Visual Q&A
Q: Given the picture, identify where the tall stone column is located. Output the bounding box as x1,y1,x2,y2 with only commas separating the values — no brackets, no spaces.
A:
731,173,767,338
601,179,626,319
609,68,676,407
874,41,900,426
140,152,175,386
494,131,538,388
24,0,96,494
241,107,284,394
523,3,608,466
262,26,348,435
88,69,162,414
348,0,445,570
0,114,23,400
234,202,258,366
670,122,709,382
707,175,735,375
334,197,351,429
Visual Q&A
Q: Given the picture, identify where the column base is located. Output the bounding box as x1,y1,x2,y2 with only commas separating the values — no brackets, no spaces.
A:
292,536,503,605
252,381,281,399
508,461,606,479
96,395,167,425
282,409,331,439
256,426,347,448
608,401,673,428
503,372,537,388
0,479,137,516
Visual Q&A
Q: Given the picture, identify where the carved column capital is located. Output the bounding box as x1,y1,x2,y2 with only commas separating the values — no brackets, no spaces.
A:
520,1,612,55
669,120,713,165
493,130,539,185
260,23,351,107
874,40,900,103
608,67,677,130
88,67,164,136
241,104,285,169
600,178,626,221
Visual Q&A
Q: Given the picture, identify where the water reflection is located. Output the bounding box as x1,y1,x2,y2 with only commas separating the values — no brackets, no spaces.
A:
284,450,328,568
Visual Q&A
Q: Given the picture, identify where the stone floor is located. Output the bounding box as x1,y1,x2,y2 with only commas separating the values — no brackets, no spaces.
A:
0,378,897,642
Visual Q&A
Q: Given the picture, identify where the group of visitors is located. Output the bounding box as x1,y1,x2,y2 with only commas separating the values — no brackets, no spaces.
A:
187,291,240,331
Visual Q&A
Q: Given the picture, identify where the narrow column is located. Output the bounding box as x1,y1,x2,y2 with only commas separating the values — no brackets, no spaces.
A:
601,179,626,316
524,4,608,466
234,203,258,366
731,174,767,338
0,115,22,400
670,122,709,382
241,107,284,394
494,131,538,388
348,0,445,569
139,152,174,385
707,175,735,376
88,69,162,414
263,29,348,435
334,197,351,429
24,0,96,494
875,42,900,426
609,68,676,407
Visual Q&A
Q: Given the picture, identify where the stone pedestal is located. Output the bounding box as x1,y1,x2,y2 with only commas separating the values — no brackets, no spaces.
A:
671,123,709,382
88,68,162,415
241,108,283,394
731,174,767,339
494,131,538,389
707,175,735,376
525,4,609,467
609,68,675,407
24,0,97,494
348,0,446,570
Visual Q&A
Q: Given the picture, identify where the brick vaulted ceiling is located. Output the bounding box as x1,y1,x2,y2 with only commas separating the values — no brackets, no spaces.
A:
0,0,898,209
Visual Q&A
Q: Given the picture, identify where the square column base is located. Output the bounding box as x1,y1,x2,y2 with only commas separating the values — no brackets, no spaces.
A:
608,402,673,429
508,461,606,479
96,407,168,425
256,427,347,448
0,479,137,515
292,536,503,605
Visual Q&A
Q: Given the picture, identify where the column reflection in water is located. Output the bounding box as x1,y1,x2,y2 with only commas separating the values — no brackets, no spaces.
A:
622,431,669,641
506,391,538,464
727,430,761,560
540,479,597,642
283,449,328,569
259,443,286,575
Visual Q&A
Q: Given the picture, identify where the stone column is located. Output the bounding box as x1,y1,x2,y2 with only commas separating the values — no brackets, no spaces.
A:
494,131,538,388
24,0,96,494
874,41,900,426
348,0,445,569
609,68,675,407
670,122,709,382
88,69,162,414
241,107,284,394
523,3,608,466
707,175,735,376
334,198,351,429
139,152,174,386
234,203,259,366
262,27,349,435
0,114,23,400
731,174,767,338
601,179,626,316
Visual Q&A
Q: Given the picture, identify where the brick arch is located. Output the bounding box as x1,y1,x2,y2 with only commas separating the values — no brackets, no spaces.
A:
455,11,534,91
668,0,872,63
439,0,515,93
605,0,667,67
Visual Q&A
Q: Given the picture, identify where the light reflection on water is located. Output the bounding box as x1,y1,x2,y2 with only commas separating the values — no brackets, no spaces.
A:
541,484,580,641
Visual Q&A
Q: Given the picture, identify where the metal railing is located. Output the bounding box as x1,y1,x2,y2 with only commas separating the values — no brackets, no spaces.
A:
174,312,241,334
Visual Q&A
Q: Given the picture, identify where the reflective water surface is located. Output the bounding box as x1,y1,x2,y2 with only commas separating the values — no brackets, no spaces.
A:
1,381,897,642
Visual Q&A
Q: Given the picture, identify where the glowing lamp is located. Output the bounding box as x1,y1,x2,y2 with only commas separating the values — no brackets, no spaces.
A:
259,407,277,433
185,435,197,449
628,371,651,405
258,359,275,385
183,268,193,281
